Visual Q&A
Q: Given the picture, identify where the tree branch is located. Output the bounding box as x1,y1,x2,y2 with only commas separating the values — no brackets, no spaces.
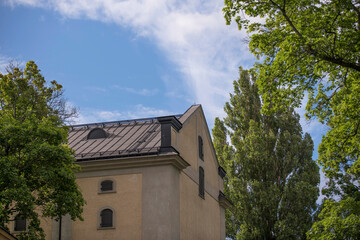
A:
349,0,360,30
341,120,360,150
268,0,360,72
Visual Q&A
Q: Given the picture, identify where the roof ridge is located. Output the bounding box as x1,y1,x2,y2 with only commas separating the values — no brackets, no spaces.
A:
70,114,183,130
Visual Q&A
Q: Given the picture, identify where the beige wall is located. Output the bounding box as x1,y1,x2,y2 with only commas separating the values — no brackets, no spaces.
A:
175,107,222,194
173,113,198,172
72,173,142,240
199,117,222,194
175,106,224,240
0,228,16,240
142,165,180,240
6,208,52,240
180,173,220,240
40,217,52,240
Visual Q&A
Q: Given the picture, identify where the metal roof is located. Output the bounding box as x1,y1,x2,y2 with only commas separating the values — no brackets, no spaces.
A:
68,115,182,161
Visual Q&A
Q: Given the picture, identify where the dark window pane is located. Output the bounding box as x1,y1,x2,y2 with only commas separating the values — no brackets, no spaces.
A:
199,167,205,199
88,128,107,139
198,136,204,160
101,180,113,191
100,209,113,227
15,215,26,231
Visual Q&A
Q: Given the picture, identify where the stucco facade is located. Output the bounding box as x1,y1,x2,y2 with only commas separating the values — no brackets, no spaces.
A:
8,105,230,240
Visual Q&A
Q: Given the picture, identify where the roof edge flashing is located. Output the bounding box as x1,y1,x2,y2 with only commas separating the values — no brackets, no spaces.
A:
69,114,182,130
157,116,182,131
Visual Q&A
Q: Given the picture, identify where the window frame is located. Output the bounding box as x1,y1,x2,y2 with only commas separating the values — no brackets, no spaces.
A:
98,178,116,194
199,166,205,199
198,136,204,160
87,128,107,140
13,214,27,232
98,207,115,230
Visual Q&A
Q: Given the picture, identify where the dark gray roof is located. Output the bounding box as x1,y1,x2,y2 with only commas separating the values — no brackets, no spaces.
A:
68,115,182,161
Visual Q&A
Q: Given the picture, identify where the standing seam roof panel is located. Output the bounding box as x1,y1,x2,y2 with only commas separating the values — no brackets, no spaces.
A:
68,111,188,160
131,123,161,152
109,122,152,154
125,122,158,152
98,122,137,154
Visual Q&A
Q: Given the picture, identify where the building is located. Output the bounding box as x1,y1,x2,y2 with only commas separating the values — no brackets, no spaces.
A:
9,105,231,240
0,226,17,240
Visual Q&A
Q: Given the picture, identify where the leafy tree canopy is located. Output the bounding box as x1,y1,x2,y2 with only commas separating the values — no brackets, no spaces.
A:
0,61,85,239
213,68,319,239
223,0,360,237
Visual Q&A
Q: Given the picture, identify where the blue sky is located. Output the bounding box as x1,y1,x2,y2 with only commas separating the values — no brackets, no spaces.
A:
1,0,255,124
0,0,327,165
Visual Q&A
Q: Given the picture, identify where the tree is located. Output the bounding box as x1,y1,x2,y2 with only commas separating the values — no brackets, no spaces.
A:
213,67,319,239
223,0,360,237
0,61,85,239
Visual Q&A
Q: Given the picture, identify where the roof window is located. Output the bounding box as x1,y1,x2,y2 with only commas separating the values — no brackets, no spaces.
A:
87,128,107,140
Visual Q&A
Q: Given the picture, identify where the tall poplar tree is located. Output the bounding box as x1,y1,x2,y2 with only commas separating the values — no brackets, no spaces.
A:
223,1,360,237
213,67,320,239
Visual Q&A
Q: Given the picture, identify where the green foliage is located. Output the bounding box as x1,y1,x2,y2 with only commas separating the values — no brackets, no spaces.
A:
223,0,360,237
0,61,85,239
307,198,360,239
213,68,319,239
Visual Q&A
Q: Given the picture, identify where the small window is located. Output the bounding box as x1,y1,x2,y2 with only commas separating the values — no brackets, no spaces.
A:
199,167,205,199
101,180,113,192
87,128,107,140
14,214,26,231
100,209,113,228
99,179,116,194
198,136,204,160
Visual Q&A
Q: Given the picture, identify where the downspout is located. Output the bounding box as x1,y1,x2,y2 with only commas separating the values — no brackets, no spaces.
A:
59,216,62,240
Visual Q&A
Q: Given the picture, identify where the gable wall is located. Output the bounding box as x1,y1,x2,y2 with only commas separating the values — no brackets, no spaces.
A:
179,173,220,240
173,106,223,240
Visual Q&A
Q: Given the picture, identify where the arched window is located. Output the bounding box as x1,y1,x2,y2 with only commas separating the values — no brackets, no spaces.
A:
100,209,113,228
14,214,26,231
199,167,205,199
87,128,107,140
101,180,113,192
198,136,204,160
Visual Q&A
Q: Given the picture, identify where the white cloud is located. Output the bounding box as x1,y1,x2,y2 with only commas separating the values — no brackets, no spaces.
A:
0,56,10,73
0,54,26,73
74,110,123,124
5,0,43,8
4,0,253,121
296,93,328,139
113,85,158,96
317,170,328,204
126,104,173,119
84,86,107,92
74,104,173,124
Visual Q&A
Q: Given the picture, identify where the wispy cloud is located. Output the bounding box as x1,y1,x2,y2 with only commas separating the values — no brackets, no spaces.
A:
0,56,10,73
74,110,123,124
126,104,174,119
74,104,173,124
0,54,26,73
113,85,158,96
84,86,107,92
4,0,253,121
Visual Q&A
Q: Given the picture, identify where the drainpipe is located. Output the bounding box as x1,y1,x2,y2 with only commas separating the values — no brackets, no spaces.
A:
59,216,62,240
